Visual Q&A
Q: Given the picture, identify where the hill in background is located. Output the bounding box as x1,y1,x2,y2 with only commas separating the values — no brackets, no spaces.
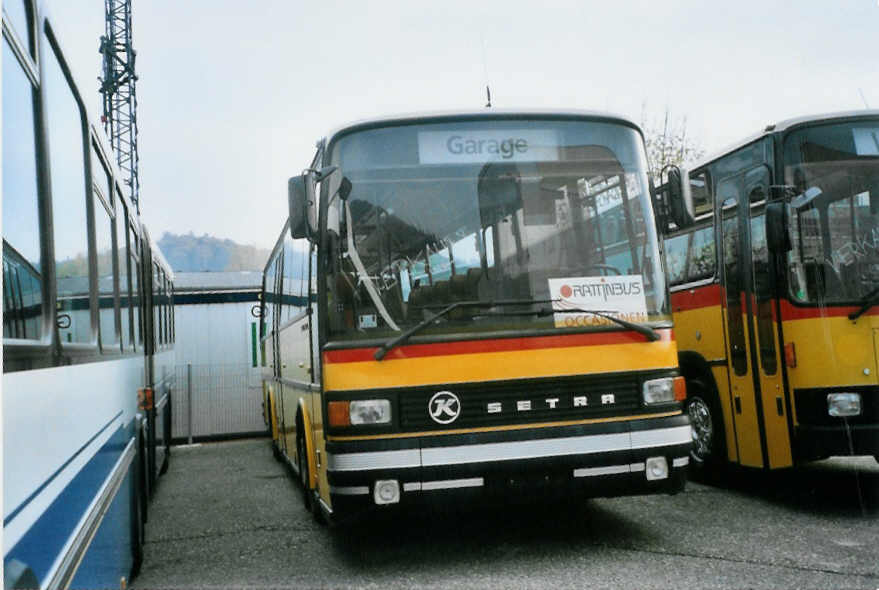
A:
158,232,271,272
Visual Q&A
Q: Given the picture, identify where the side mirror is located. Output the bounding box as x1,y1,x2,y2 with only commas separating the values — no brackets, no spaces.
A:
666,166,695,229
288,175,310,239
648,173,669,233
766,201,792,253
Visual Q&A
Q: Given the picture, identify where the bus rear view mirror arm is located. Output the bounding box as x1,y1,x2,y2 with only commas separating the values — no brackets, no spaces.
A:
665,165,694,229
766,201,792,253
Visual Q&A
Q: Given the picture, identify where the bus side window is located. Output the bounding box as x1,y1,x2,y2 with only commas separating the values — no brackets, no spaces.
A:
164,273,170,345
690,172,712,217
130,226,142,347
95,187,118,350
117,196,131,349
664,234,689,287
5,1,34,57
687,226,716,282
153,263,161,347
2,38,43,341
44,33,92,344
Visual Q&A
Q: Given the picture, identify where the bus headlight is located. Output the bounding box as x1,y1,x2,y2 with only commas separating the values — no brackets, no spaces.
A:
643,377,686,405
350,399,392,425
328,400,392,427
827,393,861,417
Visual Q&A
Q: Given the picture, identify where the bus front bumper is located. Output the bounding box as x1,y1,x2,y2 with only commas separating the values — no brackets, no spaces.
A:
795,423,879,461
325,414,691,515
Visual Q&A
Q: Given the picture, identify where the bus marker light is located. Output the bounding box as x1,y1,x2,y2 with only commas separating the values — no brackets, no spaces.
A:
827,393,861,417
673,377,687,401
645,457,668,481
137,388,153,411
784,343,797,368
328,401,351,427
374,480,400,505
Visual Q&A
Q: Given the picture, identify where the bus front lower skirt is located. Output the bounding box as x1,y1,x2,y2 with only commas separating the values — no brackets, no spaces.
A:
325,414,691,516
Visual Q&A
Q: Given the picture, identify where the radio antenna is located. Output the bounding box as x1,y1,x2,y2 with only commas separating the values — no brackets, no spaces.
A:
858,88,870,108
481,34,492,108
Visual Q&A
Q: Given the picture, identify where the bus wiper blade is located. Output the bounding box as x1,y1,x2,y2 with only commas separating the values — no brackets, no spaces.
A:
374,299,660,361
476,304,660,342
373,299,552,360
848,286,879,320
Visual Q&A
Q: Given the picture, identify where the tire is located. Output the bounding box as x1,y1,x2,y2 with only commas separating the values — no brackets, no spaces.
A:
685,379,726,477
296,423,314,513
269,402,282,462
130,432,146,580
130,490,144,579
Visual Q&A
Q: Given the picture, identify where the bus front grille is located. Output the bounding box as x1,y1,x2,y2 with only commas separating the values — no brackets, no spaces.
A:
399,372,642,431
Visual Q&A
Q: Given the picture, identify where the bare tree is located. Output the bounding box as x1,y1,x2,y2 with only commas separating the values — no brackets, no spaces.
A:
641,105,705,184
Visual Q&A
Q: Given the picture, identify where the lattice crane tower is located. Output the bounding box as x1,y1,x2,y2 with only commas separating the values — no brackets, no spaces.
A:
99,0,140,214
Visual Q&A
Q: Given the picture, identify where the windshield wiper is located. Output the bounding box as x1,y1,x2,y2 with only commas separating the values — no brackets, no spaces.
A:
374,298,659,361
848,285,879,320
374,299,547,360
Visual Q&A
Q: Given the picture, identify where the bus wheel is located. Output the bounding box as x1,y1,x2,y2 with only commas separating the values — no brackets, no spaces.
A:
296,425,314,513
269,403,282,462
685,380,725,475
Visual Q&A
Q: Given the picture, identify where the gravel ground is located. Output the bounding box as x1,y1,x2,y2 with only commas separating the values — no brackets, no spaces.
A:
132,438,879,589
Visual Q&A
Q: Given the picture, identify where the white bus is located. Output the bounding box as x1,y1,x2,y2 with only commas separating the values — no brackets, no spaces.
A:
3,2,175,587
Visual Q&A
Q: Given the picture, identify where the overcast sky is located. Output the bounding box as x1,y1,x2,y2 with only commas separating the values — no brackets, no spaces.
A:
45,0,879,249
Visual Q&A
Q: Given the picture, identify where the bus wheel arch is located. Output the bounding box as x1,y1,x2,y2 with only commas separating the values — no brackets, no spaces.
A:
268,391,282,461
678,352,727,471
296,402,318,502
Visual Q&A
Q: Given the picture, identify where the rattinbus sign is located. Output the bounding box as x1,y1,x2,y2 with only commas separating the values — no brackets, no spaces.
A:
548,275,648,328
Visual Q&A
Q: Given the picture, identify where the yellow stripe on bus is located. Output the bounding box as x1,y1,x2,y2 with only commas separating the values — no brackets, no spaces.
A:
324,340,679,391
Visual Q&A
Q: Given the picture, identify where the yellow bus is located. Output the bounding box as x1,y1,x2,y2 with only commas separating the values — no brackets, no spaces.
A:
660,110,879,472
262,110,691,521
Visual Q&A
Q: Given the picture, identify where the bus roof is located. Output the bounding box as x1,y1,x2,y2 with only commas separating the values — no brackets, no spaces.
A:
319,108,642,147
691,109,879,172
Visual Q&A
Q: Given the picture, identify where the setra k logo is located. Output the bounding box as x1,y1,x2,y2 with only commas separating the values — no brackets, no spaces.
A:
429,391,461,424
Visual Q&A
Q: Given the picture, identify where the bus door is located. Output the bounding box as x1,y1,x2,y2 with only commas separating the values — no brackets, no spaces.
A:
270,255,287,454
746,168,792,469
718,167,793,469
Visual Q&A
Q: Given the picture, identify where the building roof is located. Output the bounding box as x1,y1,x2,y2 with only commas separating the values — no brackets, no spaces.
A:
174,271,262,292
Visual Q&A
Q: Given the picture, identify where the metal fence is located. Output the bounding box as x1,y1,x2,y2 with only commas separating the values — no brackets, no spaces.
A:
171,362,267,442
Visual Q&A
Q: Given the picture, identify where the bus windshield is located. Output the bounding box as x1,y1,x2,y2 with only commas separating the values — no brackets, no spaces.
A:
783,121,879,305
323,117,668,342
